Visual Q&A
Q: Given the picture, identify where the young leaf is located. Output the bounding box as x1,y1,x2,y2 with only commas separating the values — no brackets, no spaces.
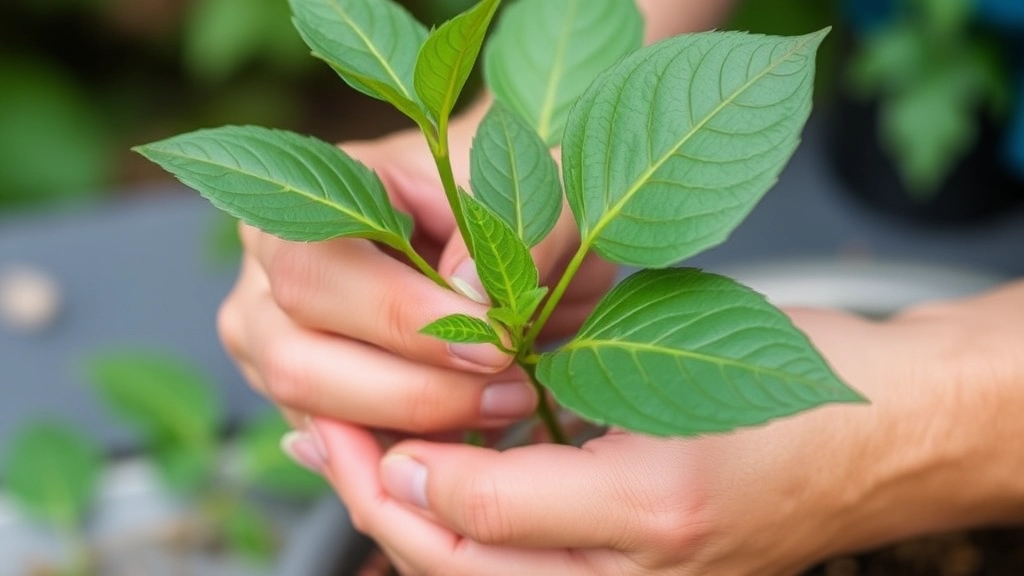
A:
484,0,643,145
135,126,413,248
537,269,865,437
421,313,503,345
288,0,429,125
460,191,540,325
563,30,827,268
88,353,221,456
488,287,547,330
414,0,501,124
238,412,326,500
4,423,102,529
470,102,562,246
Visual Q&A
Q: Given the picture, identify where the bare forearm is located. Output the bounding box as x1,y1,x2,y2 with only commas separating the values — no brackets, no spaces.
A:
635,0,737,42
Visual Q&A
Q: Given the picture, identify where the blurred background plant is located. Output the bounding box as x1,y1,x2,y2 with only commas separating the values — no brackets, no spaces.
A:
2,352,325,574
0,0,477,214
841,0,1024,198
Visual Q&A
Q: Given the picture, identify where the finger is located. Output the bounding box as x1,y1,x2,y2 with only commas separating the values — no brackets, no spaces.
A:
314,419,596,576
378,434,702,551
240,289,536,432
245,228,512,373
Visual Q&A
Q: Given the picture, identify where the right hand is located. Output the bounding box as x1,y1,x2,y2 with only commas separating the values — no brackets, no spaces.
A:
216,118,618,434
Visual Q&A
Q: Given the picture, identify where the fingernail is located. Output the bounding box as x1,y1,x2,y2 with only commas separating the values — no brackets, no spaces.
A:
280,430,326,473
380,454,428,509
481,381,537,419
450,259,488,304
450,342,508,370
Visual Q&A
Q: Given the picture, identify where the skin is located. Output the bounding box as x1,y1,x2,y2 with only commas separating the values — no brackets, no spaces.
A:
216,1,1024,574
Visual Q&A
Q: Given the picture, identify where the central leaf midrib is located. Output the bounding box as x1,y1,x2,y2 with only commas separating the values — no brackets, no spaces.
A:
327,0,413,101
157,149,393,235
579,35,815,253
563,338,824,389
498,110,526,238
536,0,580,141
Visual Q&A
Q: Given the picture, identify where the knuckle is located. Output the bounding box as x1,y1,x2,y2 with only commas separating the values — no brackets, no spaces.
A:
375,280,420,357
266,244,315,317
456,473,516,545
261,342,309,407
398,374,465,434
215,296,244,361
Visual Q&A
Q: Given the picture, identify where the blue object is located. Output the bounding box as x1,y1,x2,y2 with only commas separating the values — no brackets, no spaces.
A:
840,0,898,34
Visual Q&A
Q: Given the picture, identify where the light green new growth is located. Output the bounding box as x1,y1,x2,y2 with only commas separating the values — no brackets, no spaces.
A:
136,0,865,443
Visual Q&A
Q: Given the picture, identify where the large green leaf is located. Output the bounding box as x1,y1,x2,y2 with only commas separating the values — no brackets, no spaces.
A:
135,126,413,248
414,0,500,124
563,30,827,268
4,423,102,528
470,102,562,246
289,0,429,124
538,269,864,436
484,0,642,145
461,191,541,325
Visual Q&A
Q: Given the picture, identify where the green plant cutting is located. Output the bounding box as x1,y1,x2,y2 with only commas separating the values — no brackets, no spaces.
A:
136,0,865,444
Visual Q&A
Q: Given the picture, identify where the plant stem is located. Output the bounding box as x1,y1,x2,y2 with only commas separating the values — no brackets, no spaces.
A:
429,119,475,257
522,242,590,349
518,356,569,445
401,243,449,288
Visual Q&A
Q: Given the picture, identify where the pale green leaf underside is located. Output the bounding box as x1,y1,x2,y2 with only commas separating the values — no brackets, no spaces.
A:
289,0,429,124
421,314,502,345
484,0,642,145
135,126,412,247
471,102,562,247
415,0,500,123
460,191,540,323
563,30,827,268
5,423,102,527
538,269,864,437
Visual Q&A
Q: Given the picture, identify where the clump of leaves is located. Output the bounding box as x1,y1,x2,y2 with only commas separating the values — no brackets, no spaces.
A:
136,0,864,443
847,0,1010,197
87,352,326,561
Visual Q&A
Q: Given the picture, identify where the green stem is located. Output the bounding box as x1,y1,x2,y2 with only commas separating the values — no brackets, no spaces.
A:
522,242,590,349
429,118,475,257
401,243,449,288
518,356,569,445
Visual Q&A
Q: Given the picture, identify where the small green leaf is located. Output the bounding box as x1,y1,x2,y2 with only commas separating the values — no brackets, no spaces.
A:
4,422,103,528
421,314,503,345
538,269,864,437
289,0,429,125
487,287,547,329
88,353,221,456
134,126,413,248
470,102,562,246
461,191,540,325
484,0,642,145
237,412,327,500
563,30,827,268
224,502,279,562
151,443,213,495
415,0,501,124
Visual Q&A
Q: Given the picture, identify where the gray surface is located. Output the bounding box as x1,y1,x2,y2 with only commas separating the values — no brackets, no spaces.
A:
0,193,267,473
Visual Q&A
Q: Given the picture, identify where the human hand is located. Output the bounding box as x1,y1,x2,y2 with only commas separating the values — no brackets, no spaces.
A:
217,110,618,433
308,290,1024,575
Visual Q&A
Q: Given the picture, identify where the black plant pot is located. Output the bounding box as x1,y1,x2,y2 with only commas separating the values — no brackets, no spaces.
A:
827,94,1024,226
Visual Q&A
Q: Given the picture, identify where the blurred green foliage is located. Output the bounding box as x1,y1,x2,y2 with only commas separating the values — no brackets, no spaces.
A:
0,0,472,214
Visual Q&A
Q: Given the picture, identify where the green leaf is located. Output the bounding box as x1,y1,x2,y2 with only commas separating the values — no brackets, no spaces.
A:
134,126,413,248
537,269,864,437
421,314,503,345
223,502,279,561
460,191,540,325
288,0,430,125
562,30,826,268
4,422,102,528
484,0,643,145
151,443,213,495
488,287,547,329
470,102,562,246
88,353,221,456
237,412,327,500
415,0,501,124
